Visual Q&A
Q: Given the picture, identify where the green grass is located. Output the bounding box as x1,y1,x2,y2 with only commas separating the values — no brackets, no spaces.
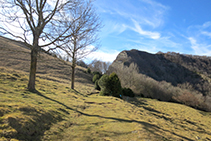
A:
0,67,211,141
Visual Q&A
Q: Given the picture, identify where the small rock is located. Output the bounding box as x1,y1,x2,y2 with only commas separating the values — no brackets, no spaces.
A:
132,130,138,133
196,136,201,140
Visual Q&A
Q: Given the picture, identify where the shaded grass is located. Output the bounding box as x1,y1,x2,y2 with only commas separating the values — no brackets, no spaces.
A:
0,67,211,141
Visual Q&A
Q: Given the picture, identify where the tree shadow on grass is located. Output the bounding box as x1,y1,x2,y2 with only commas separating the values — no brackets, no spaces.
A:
72,89,87,97
32,90,196,141
7,106,63,141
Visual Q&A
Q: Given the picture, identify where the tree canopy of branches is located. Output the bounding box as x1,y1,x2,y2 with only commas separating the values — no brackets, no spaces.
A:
57,0,102,89
0,0,92,91
89,59,111,74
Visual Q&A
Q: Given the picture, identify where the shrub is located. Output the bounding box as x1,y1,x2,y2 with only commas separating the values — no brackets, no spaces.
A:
95,80,101,90
99,87,110,96
108,72,122,98
175,91,199,106
98,73,122,98
122,88,135,97
92,71,102,76
86,68,91,74
92,74,101,83
98,74,111,96
98,74,109,89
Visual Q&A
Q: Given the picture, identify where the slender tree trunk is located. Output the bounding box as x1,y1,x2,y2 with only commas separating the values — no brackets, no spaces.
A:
71,64,75,89
71,39,77,89
71,56,76,89
27,47,38,91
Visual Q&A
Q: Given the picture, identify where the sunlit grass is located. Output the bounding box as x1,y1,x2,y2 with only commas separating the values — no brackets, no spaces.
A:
0,67,211,141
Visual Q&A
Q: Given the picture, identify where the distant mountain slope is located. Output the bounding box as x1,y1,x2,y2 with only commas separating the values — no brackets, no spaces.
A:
108,49,211,111
0,35,92,88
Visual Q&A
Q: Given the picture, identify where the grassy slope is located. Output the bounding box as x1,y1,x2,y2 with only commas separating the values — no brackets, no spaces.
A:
0,67,211,141
0,36,211,141
0,36,92,85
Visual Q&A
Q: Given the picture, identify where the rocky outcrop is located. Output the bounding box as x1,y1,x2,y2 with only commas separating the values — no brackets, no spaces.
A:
108,49,211,97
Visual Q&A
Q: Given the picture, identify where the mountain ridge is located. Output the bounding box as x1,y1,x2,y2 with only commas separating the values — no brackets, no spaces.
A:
108,49,211,111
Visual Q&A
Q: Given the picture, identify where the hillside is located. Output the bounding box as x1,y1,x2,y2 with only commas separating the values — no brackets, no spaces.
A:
108,49,211,111
1,67,211,141
0,37,211,141
0,36,93,91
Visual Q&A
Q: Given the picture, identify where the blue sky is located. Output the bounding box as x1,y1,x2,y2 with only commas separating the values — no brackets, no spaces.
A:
87,0,211,62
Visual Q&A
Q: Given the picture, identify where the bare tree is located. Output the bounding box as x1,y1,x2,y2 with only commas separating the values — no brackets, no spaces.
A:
102,61,111,74
89,59,103,73
58,0,102,89
89,59,111,74
0,0,82,91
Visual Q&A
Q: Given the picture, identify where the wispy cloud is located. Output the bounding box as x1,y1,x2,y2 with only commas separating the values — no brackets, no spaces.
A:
96,0,169,36
100,21,127,38
201,31,211,38
130,19,161,39
140,0,169,28
187,21,211,55
202,22,211,28
124,35,183,54
188,37,211,55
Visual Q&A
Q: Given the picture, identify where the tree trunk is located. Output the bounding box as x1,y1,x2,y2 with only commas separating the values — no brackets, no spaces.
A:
71,64,75,89
71,40,77,90
27,47,38,91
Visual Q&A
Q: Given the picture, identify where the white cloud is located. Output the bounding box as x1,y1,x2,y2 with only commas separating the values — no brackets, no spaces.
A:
100,21,127,38
96,0,169,35
201,31,211,38
85,49,120,63
140,0,169,28
188,37,211,55
186,22,211,56
202,21,211,28
188,37,198,51
131,19,161,39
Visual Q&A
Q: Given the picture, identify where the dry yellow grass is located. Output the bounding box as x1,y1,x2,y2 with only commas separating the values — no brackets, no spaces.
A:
0,67,211,141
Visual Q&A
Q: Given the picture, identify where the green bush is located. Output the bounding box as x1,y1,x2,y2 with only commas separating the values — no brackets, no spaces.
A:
92,71,102,76
95,80,101,90
98,74,111,96
108,72,122,98
86,68,91,74
92,74,101,83
98,73,122,98
122,88,135,97
98,74,109,89
99,87,110,96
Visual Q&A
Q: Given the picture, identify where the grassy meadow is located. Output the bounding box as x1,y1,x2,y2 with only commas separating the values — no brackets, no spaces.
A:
0,67,211,141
